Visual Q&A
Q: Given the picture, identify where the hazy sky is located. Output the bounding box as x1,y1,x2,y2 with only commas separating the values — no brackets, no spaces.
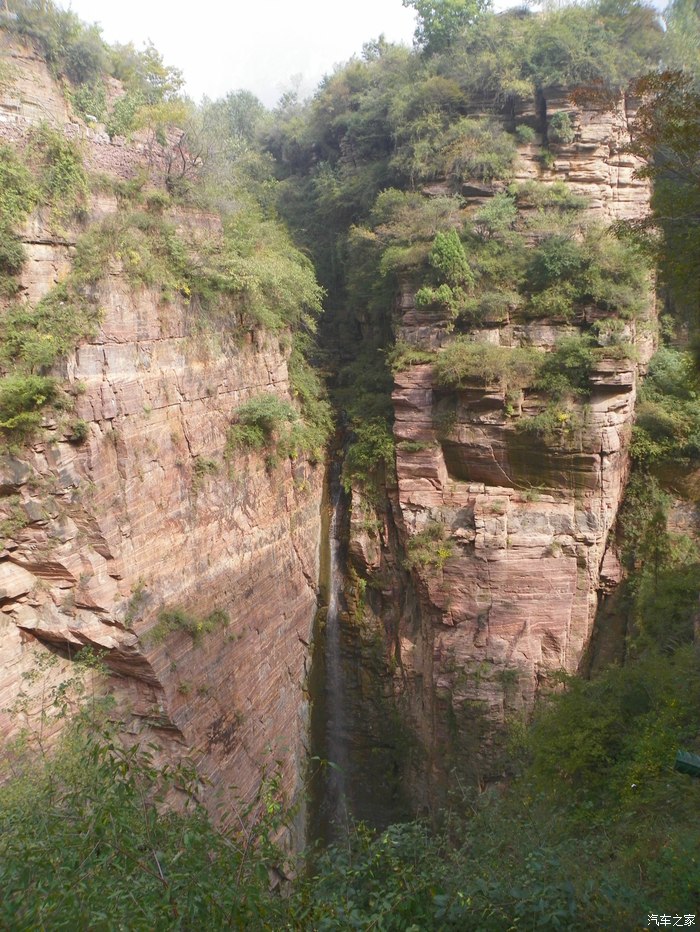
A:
66,0,419,107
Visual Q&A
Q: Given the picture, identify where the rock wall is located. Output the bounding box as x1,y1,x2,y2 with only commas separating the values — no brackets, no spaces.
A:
0,36,323,826
348,89,655,803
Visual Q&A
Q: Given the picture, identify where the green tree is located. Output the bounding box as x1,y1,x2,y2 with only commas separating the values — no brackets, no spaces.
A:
402,0,491,55
626,70,700,323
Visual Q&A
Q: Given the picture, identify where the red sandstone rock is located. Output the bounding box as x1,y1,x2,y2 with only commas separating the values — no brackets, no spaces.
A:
0,40,323,825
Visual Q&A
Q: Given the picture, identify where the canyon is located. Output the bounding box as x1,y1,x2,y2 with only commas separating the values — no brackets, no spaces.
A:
0,32,656,830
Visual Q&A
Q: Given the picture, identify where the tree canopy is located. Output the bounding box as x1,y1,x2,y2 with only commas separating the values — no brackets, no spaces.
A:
403,0,491,54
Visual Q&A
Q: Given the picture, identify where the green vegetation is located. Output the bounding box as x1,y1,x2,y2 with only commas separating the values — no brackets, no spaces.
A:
0,715,291,929
535,334,595,400
7,591,697,929
435,340,541,391
0,189,324,445
227,394,298,452
0,127,88,296
405,521,454,571
386,340,435,373
5,0,184,133
0,374,57,437
547,110,575,145
3,2,700,927
0,125,95,440
619,473,700,652
148,607,229,646
625,70,700,324
631,347,700,467
0,494,29,544
227,386,330,467
342,417,396,493
0,144,38,293
287,337,334,461
28,124,89,227
404,0,489,56
192,456,219,490
0,278,100,376
217,210,324,332
415,228,475,321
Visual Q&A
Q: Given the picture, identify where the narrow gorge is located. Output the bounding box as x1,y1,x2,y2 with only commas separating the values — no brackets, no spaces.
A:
1,1,699,926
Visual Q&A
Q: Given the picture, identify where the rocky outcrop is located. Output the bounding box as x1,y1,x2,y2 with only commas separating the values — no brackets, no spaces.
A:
348,88,655,801
0,37,323,826
511,88,648,222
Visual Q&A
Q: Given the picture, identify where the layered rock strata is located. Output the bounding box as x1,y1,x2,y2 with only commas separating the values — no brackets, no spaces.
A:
348,89,655,799
0,38,323,823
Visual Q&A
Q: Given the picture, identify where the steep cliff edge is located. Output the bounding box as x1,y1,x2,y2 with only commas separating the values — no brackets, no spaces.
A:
346,90,656,801
0,38,324,820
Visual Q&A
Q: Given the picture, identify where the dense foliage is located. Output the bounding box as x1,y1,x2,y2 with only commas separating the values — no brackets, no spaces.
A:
3,611,699,930
631,347,700,467
1,713,290,930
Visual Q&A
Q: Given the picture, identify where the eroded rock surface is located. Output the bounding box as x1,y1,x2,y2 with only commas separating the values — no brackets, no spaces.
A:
0,39,323,824
348,88,655,798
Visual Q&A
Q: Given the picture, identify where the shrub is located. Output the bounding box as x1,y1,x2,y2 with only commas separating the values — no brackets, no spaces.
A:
8,0,107,84
218,209,324,331
435,339,542,390
62,25,106,85
342,418,395,492
527,235,587,291
0,375,57,437
517,404,581,439
288,339,333,459
226,391,327,465
0,146,39,293
0,225,26,284
462,290,522,325
535,335,594,399
0,712,289,929
148,607,229,646
67,418,89,443
428,230,473,287
372,190,463,245
192,457,219,489
29,125,90,228
235,394,296,436
440,117,517,185
579,231,649,319
70,81,107,121
405,522,453,571
511,180,588,213
397,440,432,452
386,341,435,373
105,90,144,140
515,123,536,144
415,282,468,318
0,283,100,373
630,348,700,466
0,146,39,227
526,282,577,320
413,230,475,322
548,110,576,145
472,194,518,240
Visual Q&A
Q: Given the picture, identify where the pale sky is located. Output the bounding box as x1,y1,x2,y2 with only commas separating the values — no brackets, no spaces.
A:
66,0,419,107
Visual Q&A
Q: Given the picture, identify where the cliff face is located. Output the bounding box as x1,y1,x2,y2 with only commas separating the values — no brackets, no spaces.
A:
348,90,655,800
0,39,323,821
